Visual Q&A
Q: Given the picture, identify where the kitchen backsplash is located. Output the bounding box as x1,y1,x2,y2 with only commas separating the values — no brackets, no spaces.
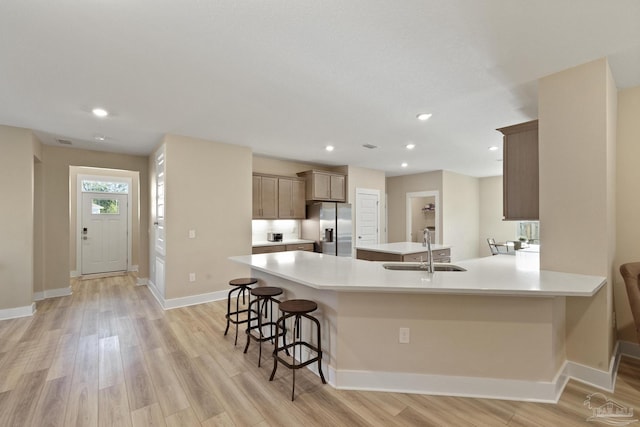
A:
252,220,301,242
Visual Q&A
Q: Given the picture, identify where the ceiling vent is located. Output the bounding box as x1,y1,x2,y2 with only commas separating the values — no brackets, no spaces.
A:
57,138,73,145
362,144,377,149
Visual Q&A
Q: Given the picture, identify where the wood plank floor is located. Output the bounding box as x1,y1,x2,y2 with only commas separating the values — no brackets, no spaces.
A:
1,274,639,426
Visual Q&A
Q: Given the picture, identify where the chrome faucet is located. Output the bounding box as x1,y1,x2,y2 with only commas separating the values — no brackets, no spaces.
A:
422,228,434,273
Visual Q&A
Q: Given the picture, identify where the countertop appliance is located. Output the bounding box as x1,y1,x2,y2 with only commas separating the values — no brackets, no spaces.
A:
301,202,352,257
267,232,283,242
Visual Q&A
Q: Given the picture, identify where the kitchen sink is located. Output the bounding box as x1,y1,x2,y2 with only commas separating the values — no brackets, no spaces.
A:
382,263,466,272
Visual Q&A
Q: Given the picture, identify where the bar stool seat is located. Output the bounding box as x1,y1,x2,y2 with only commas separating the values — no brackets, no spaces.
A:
243,286,285,366
270,298,326,400
224,277,258,345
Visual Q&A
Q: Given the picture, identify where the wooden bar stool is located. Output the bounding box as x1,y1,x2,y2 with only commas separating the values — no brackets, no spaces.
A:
243,286,285,366
270,299,326,401
224,277,258,345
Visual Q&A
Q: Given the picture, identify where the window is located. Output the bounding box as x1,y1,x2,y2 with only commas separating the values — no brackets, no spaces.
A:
518,221,540,243
82,180,129,193
92,199,120,214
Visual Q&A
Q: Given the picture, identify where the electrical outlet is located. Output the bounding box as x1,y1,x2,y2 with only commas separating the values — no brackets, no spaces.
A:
189,272,196,282
399,327,410,344
188,229,196,239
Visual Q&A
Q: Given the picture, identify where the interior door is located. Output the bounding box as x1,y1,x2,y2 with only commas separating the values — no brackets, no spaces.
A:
355,189,379,247
81,193,128,274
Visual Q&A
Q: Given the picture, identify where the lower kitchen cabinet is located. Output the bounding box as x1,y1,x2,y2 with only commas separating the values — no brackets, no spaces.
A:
252,242,314,254
356,247,450,263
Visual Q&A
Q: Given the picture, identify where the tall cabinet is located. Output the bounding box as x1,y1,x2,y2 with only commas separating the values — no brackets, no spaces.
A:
497,120,539,221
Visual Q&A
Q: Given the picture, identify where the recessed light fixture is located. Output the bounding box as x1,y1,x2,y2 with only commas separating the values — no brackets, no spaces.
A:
325,145,334,152
401,162,408,168
94,134,106,142
489,146,499,151
406,143,415,150
92,107,109,118
416,113,432,121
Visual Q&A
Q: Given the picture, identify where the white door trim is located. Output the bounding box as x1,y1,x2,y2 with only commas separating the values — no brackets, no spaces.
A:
76,174,133,275
406,190,440,244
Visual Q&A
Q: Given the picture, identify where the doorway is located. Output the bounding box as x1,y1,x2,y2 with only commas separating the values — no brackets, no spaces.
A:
406,191,440,244
355,188,380,247
76,174,132,276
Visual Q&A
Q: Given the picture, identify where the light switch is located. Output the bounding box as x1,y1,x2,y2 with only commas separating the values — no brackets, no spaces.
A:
189,229,196,239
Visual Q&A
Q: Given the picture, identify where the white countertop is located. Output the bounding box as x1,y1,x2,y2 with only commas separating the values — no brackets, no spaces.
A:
229,251,606,297
252,239,315,247
356,242,450,255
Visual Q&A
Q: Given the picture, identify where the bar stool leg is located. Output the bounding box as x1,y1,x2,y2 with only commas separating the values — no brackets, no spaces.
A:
269,314,281,381
224,287,235,336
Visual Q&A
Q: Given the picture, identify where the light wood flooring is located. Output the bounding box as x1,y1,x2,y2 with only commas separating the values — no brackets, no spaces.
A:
1,274,639,426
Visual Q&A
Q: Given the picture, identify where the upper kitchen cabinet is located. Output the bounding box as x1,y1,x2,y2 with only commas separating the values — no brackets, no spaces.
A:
278,177,306,219
297,170,346,202
497,120,539,221
253,174,278,219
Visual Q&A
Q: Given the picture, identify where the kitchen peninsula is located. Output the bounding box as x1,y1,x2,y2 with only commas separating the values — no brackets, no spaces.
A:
230,251,605,402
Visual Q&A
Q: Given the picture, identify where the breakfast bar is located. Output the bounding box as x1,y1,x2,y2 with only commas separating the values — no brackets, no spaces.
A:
230,251,606,402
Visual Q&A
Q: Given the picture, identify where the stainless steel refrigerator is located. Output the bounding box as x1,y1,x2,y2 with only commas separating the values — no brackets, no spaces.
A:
302,202,352,257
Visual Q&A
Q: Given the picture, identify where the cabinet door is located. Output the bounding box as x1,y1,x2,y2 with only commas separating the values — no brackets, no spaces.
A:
330,174,346,201
278,178,294,219
253,176,278,219
291,179,306,218
499,120,539,220
312,172,331,200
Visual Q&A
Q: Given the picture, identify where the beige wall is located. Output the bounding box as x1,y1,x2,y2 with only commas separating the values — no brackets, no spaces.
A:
539,58,616,370
614,85,640,342
442,171,480,261
386,171,443,243
42,146,150,290
162,134,252,300
478,176,516,257
252,155,333,177
69,166,141,273
0,125,36,310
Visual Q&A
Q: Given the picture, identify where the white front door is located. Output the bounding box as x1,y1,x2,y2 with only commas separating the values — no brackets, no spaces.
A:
355,188,380,246
81,193,128,274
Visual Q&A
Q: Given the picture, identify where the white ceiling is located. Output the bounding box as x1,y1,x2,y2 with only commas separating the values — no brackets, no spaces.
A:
1,1,639,177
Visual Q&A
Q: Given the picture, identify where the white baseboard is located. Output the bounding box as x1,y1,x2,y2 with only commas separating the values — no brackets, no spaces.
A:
129,265,139,272
136,277,148,286
0,303,36,320
618,340,640,359
144,280,228,310
70,270,80,278
33,287,73,301
563,342,621,393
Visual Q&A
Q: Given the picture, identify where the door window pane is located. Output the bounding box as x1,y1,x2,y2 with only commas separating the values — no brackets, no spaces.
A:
82,180,129,193
92,199,120,214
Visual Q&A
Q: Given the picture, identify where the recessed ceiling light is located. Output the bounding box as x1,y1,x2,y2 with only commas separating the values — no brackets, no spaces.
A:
94,134,105,142
401,162,408,168
489,146,499,151
92,107,109,118
416,113,432,121
406,143,416,150
325,145,334,152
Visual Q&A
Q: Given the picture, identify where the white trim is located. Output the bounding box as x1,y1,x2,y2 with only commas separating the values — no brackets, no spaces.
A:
0,303,36,320
619,340,640,359
144,280,227,310
563,343,621,392
335,369,568,403
406,190,440,244
76,173,133,275
33,287,73,301
136,277,148,286
70,270,80,278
